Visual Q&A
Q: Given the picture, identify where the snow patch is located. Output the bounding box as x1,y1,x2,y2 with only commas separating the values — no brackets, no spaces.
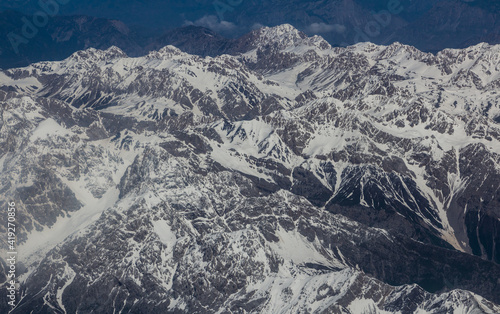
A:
30,118,72,141
152,220,177,246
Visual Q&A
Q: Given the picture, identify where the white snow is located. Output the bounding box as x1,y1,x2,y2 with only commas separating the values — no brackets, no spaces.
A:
152,220,177,246
0,72,42,91
30,118,72,141
269,227,343,270
348,298,393,314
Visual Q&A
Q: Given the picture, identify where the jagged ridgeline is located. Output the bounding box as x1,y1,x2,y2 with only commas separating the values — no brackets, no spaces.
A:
0,24,500,313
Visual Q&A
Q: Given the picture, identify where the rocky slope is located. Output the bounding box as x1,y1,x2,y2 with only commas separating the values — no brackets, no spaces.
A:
0,24,500,313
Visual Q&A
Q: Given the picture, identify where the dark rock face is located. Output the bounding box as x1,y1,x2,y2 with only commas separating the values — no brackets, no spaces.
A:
465,211,500,264
1,25,500,312
291,166,332,206
145,26,235,58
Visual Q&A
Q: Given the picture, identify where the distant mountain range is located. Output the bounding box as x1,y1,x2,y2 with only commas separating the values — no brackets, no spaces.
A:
0,10,144,69
1,0,499,69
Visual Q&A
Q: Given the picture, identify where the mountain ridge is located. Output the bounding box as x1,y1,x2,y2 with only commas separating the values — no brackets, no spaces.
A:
1,24,500,312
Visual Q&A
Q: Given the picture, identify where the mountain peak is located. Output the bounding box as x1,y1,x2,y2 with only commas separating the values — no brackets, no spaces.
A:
240,23,331,52
104,46,128,58
68,46,128,63
259,24,303,37
153,45,186,58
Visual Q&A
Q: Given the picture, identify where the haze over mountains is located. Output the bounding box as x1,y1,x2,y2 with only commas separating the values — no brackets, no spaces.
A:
1,0,499,68
0,24,500,312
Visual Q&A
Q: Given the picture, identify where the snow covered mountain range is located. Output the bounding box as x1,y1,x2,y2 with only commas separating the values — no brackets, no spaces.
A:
0,24,500,313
